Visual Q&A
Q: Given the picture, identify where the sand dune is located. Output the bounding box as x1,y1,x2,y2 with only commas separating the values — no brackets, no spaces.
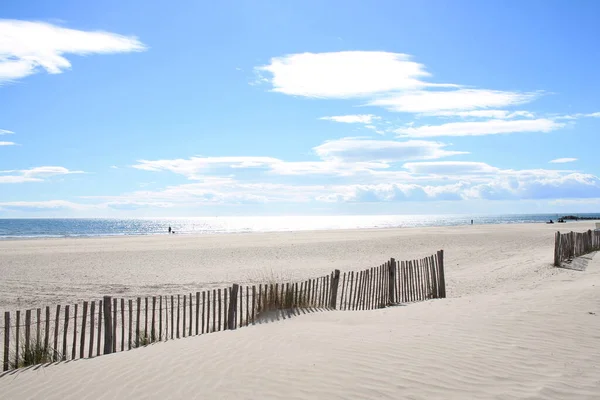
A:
1,222,599,399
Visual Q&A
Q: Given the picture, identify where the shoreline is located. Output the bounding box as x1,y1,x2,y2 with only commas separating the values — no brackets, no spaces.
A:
1,220,597,312
0,218,596,242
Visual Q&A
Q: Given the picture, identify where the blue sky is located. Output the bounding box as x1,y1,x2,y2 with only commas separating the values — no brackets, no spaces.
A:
1,0,600,217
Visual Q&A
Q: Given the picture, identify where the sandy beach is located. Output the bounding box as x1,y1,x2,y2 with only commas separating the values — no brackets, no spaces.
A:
1,221,591,311
1,221,599,398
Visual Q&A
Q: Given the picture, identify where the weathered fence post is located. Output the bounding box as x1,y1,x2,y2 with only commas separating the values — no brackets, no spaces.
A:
103,296,113,355
329,270,341,309
388,258,397,304
228,284,239,330
554,231,561,267
3,312,9,371
437,250,446,298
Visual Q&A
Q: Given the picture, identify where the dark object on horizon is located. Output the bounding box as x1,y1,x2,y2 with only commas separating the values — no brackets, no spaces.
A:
560,215,600,221
168,226,172,234
557,218,566,223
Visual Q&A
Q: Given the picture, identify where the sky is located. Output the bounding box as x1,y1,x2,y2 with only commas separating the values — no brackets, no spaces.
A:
1,0,600,217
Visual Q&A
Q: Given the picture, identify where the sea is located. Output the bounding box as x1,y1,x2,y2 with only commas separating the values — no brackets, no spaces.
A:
1,214,599,239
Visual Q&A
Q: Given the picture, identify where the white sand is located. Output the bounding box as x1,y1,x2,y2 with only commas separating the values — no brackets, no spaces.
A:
1,221,599,398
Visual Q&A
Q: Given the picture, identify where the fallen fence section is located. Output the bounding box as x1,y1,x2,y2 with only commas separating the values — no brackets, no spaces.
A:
554,230,600,267
1,250,445,372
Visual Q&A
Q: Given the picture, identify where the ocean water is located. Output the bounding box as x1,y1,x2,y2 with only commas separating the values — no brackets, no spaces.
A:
1,214,599,239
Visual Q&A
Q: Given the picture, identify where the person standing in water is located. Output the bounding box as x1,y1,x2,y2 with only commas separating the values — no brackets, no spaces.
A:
168,226,172,234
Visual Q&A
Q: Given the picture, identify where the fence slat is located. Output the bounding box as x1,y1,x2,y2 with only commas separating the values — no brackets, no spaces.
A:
120,299,125,351
36,308,41,351
89,301,95,358
212,290,216,333
136,298,141,346
159,296,163,341
177,295,181,338
438,250,446,298
218,288,222,332
128,299,133,350
416,260,423,301
189,293,193,336
152,296,156,341
62,306,69,360
103,298,112,355
15,311,20,367
25,310,31,361
240,285,245,327
144,297,149,342
182,294,186,338
252,286,256,324
202,291,206,334
80,302,88,358
195,292,200,335
44,306,50,355
112,299,117,353
170,295,174,339
224,289,228,330
354,271,361,310
96,301,102,356
3,312,9,371
207,291,211,333
228,284,238,330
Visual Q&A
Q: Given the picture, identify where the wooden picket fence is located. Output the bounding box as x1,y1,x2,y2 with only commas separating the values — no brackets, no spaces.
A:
554,230,600,267
1,250,445,372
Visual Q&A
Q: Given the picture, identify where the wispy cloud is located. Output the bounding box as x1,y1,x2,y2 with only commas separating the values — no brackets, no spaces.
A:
427,110,535,119
314,138,467,163
132,138,467,179
132,156,280,179
396,118,563,138
0,19,146,84
0,166,84,183
0,129,14,135
555,112,600,120
550,158,577,164
320,114,380,124
370,89,539,113
0,141,15,146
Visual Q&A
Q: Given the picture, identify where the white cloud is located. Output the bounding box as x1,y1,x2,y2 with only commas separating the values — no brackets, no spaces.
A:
132,156,280,179
403,161,499,175
0,141,15,146
370,89,538,113
464,173,600,201
255,51,432,98
396,118,563,138
0,19,146,83
554,112,600,120
320,114,380,124
133,138,467,179
314,138,467,163
0,166,83,183
549,158,577,164
0,200,90,209
428,110,535,119
0,129,13,135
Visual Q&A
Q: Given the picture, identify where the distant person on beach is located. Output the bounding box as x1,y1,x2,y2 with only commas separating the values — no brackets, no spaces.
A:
471,219,473,225
168,226,172,234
